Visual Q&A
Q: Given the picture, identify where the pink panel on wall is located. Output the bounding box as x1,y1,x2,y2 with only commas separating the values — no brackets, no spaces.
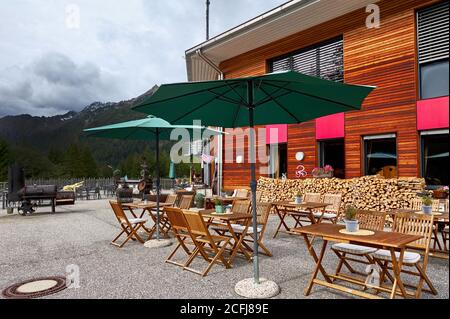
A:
266,124,288,144
315,113,345,140
417,96,449,131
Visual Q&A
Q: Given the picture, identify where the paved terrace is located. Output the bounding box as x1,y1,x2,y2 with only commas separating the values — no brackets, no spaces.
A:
0,199,448,299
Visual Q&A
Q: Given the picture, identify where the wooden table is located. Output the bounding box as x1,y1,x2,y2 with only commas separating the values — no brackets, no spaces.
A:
293,223,422,299
271,201,330,238
122,201,174,238
199,209,253,264
204,196,249,209
389,208,449,258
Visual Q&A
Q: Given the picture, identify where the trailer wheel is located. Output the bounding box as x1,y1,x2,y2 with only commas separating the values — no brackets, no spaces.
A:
19,201,35,215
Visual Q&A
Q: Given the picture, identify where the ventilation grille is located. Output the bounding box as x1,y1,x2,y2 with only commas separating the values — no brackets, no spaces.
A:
417,1,449,64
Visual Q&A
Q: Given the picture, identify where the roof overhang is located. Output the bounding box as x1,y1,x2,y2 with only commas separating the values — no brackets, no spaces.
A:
185,0,380,82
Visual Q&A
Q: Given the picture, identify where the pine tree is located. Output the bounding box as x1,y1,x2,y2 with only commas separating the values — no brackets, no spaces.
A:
0,139,11,182
81,146,98,178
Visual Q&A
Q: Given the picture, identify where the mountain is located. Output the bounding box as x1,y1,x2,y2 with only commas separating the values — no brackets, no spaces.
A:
0,85,163,167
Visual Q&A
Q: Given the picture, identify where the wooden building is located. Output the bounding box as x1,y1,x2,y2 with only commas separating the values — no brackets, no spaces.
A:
185,0,449,190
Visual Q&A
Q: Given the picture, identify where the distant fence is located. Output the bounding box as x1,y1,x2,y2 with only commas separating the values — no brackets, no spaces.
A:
25,177,176,191
26,178,115,189
1,177,180,209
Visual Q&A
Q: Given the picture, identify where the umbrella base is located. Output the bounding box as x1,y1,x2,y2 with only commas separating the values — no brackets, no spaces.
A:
234,278,280,299
144,239,173,249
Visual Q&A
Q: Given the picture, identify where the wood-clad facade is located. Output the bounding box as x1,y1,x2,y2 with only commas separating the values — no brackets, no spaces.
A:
216,0,448,190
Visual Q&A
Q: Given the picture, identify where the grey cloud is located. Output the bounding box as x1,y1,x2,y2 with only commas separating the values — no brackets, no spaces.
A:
33,53,101,86
0,0,284,117
0,52,121,117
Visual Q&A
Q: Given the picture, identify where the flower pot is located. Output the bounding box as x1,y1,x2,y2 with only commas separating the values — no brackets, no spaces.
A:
422,205,432,215
294,196,302,204
312,171,334,178
433,190,448,199
215,205,224,214
6,207,14,214
344,219,359,232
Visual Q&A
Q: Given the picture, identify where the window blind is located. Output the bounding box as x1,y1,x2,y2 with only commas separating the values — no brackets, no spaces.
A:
417,1,449,64
270,37,343,82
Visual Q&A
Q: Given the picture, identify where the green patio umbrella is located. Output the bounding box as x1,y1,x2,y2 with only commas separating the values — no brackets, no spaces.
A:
132,70,375,292
84,115,222,243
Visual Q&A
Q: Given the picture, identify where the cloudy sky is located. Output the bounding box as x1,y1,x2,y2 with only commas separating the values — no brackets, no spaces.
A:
0,0,285,117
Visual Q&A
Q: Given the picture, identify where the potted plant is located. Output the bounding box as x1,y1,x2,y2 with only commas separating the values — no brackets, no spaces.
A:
294,191,302,204
343,206,359,232
195,193,205,208
312,165,334,178
433,186,449,199
214,198,224,214
422,196,433,215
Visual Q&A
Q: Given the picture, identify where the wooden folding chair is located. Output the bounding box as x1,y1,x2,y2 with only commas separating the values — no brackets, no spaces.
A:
231,199,251,214
211,199,250,233
442,225,449,251
147,195,178,238
233,202,273,257
165,194,178,206
410,198,440,212
178,195,194,209
109,201,148,248
331,210,387,279
304,192,321,203
410,198,443,251
441,200,449,251
234,189,249,198
373,212,437,298
164,207,204,268
313,193,342,224
182,210,232,276
255,190,263,202
292,192,322,227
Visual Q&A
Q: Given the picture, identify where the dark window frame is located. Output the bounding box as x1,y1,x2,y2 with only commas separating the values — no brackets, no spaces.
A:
363,134,398,177
267,143,288,179
416,1,449,99
318,138,345,179
420,130,449,187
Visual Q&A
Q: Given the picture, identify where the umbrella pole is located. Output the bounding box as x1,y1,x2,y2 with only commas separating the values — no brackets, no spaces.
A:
247,81,260,285
234,81,280,298
155,129,161,240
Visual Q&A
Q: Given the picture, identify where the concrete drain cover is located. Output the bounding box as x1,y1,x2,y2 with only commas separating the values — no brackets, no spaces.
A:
2,276,67,299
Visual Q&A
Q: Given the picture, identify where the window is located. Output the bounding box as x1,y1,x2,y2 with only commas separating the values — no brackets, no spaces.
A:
268,144,287,179
319,139,345,178
364,134,397,178
421,130,449,186
269,37,344,82
417,1,449,99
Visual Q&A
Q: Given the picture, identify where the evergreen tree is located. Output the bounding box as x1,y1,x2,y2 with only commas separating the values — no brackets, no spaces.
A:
81,146,98,177
0,139,11,181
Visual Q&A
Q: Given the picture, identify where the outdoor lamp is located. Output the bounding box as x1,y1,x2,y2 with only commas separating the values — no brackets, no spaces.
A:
296,152,305,161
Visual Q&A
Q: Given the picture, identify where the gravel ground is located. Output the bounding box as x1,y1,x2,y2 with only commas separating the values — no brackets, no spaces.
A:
0,199,448,299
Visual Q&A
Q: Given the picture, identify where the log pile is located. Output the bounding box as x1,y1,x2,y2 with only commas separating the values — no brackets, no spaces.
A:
257,176,426,212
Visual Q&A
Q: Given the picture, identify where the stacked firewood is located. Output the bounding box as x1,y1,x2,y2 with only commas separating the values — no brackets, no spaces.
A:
257,175,426,212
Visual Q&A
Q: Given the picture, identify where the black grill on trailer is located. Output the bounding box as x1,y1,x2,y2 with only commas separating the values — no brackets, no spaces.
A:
6,164,76,215
17,185,57,215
